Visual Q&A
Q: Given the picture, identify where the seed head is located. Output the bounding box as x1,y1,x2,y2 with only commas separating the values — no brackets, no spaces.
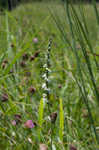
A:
15,114,21,120
2,62,6,69
14,114,22,124
3,59,8,64
70,145,77,150
2,60,8,69
34,51,40,57
58,84,62,89
28,86,36,94
22,53,29,60
50,112,57,123
20,61,26,68
30,55,35,61
11,44,15,48
2,93,8,102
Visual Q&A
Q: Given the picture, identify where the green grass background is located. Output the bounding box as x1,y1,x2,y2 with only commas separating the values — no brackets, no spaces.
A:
0,1,99,150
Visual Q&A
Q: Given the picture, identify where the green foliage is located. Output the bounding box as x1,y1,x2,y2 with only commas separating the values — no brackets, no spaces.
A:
38,98,44,140
59,98,64,142
0,1,99,150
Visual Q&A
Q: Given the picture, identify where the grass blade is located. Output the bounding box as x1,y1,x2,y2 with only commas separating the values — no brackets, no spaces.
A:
59,98,64,142
38,98,44,141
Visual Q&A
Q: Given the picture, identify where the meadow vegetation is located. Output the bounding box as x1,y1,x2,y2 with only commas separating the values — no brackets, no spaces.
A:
0,0,99,150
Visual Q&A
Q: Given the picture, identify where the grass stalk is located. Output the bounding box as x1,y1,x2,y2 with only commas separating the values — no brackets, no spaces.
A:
50,0,99,145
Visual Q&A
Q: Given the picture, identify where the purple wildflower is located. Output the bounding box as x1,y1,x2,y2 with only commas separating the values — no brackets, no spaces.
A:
11,120,16,126
70,145,77,150
39,144,48,150
24,120,35,128
33,37,38,44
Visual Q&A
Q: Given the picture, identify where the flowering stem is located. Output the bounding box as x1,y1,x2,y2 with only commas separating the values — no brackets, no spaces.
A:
42,38,53,149
46,39,52,112
46,39,53,150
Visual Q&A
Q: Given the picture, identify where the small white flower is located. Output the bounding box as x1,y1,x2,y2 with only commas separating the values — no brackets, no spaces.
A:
43,93,47,98
46,68,51,72
28,138,32,144
42,74,47,78
45,78,49,82
48,116,51,121
43,64,47,68
42,74,49,81
45,88,50,92
42,83,46,89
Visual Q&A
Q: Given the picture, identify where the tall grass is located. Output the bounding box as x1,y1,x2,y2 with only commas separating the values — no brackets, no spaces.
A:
51,0,99,148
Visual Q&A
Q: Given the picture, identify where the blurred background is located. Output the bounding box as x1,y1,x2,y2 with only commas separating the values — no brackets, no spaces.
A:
0,0,99,11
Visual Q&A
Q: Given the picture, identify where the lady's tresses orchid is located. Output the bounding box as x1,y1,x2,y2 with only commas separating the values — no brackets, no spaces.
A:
42,39,52,104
